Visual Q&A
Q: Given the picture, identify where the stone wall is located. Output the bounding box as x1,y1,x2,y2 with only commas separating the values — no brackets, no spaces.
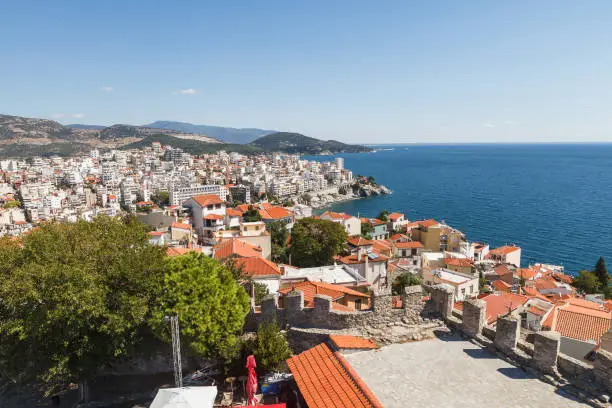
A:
250,284,436,333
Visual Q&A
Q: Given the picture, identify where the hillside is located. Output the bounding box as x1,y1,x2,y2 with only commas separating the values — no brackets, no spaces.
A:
146,121,274,144
248,132,372,154
0,114,222,158
120,134,263,155
66,124,106,130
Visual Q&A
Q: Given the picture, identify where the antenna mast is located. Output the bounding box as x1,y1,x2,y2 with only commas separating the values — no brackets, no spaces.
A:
170,315,183,388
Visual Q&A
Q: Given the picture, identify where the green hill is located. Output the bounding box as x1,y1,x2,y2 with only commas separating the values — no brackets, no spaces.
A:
120,134,263,154
248,132,371,154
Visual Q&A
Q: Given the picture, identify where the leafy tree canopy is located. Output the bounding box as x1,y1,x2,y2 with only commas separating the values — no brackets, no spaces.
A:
243,206,263,222
377,210,389,222
572,270,601,294
288,218,348,267
268,221,290,263
0,216,165,395
149,253,250,359
151,190,170,207
251,321,292,372
361,221,373,240
392,273,423,295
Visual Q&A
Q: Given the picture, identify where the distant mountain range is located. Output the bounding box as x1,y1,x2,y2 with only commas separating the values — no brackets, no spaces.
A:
0,113,371,158
145,121,274,144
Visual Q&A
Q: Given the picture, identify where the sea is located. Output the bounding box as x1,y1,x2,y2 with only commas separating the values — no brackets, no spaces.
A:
305,143,612,275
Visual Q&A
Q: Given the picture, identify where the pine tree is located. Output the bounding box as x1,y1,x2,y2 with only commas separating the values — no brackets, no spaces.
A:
594,257,609,289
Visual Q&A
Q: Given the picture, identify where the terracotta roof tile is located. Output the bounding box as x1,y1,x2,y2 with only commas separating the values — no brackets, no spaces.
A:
226,208,243,217
203,213,224,220
493,280,512,292
213,238,262,260
553,307,611,342
394,241,423,249
481,293,529,324
443,258,473,267
234,257,281,277
171,222,191,230
166,247,203,257
348,236,374,247
387,213,404,221
329,335,379,350
278,280,369,306
286,343,383,408
489,245,521,256
190,194,223,207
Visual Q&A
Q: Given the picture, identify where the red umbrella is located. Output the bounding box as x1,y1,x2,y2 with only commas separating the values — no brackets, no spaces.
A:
246,354,258,406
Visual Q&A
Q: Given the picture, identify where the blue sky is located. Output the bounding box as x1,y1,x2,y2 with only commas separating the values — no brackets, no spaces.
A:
1,1,611,143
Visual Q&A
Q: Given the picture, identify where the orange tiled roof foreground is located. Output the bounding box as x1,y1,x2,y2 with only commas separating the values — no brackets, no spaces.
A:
480,293,529,324
287,343,383,408
546,302,611,342
329,335,379,350
489,245,521,256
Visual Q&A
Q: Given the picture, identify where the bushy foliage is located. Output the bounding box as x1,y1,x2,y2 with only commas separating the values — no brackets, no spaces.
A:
392,273,423,295
288,218,348,267
251,321,292,372
149,252,250,359
243,206,263,222
0,216,165,394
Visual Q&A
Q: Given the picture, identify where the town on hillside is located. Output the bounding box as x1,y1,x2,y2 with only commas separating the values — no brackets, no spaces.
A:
1,142,611,407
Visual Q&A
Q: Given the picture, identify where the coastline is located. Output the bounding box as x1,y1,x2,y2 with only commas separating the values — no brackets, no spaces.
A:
297,182,392,210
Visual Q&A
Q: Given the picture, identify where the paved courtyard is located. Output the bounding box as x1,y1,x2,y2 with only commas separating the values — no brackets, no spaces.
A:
344,333,587,408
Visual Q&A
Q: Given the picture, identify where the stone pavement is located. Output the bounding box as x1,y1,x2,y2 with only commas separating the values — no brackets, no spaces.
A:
345,333,588,408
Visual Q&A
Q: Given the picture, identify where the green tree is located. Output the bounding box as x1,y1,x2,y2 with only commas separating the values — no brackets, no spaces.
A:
253,282,269,306
151,190,170,207
377,210,389,222
288,218,348,267
392,273,422,295
594,257,609,289
252,321,292,372
572,270,601,294
268,221,289,263
367,176,376,185
0,216,165,396
361,221,373,239
243,206,263,222
150,252,250,358
2,200,21,209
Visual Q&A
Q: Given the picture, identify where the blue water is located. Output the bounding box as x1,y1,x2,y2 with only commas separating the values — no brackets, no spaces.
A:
306,144,612,274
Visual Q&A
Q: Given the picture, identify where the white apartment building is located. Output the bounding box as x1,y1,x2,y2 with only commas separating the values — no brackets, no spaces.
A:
170,184,228,206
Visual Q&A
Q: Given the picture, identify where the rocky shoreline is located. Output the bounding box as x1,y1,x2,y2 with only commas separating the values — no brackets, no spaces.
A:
300,181,392,209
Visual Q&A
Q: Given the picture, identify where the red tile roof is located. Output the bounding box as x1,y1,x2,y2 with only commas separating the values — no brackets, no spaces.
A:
418,219,439,228
203,213,224,220
171,222,191,230
226,208,243,217
321,211,354,220
278,280,369,304
348,236,373,247
494,264,512,276
387,213,404,221
552,306,611,342
516,267,538,280
534,278,558,291
234,257,281,277
443,258,473,267
329,335,379,350
489,245,521,256
337,251,389,265
394,241,423,249
286,343,383,408
527,305,547,317
213,238,262,260
493,280,512,292
481,293,529,324
190,194,223,207
148,231,164,236
166,247,203,257
259,206,294,220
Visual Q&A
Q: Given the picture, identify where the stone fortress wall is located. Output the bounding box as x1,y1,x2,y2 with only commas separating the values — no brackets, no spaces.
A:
247,283,612,405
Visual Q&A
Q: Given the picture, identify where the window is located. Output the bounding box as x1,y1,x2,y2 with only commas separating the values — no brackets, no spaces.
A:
461,288,466,296
354,298,362,310
470,285,474,294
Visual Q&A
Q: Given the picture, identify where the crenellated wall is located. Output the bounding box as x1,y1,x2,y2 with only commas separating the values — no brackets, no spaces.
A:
451,288,612,401
248,284,438,332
